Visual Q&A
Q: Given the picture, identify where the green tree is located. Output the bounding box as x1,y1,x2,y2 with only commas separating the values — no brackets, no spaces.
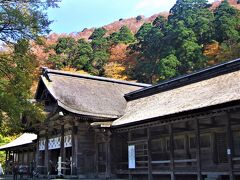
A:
89,28,110,76
0,0,59,43
109,26,135,44
214,0,240,43
135,23,153,42
89,27,107,40
134,26,165,83
169,0,214,44
73,39,93,71
158,54,181,80
50,38,94,72
55,37,76,54
117,26,135,44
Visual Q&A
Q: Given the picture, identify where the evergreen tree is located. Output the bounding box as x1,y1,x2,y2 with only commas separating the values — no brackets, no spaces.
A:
214,0,240,43
109,26,135,44
89,28,110,76
117,26,135,44
169,0,215,44
89,27,107,40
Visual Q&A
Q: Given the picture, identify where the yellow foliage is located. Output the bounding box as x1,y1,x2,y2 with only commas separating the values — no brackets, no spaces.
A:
61,66,89,75
104,62,128,80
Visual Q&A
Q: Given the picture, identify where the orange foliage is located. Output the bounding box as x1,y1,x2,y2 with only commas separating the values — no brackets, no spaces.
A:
109,44,128,62
204,42,220,57
204,41,221,65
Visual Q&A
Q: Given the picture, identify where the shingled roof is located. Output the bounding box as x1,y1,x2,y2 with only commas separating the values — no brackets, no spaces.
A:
0,133,37,150
113,58,240,126
35,68,150,119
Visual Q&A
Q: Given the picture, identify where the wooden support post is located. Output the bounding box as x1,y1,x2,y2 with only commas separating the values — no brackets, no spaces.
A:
105,130,112,178
195,119,202,180
35,135,40,171
71,124,77,175
44,132,49,175
5,150,8,175
226,113,235,180
147,128,153,180
128,130,133,180
27,149,30,166
60,124,65,175
169,124,175,180
21,150,24,164
60,124,65,159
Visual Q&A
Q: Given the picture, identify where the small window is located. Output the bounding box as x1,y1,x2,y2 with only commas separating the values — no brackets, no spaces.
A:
189,135,196,149
174,136,185,150
151,139,164,153
200,134,211,148
233,131,240,156
188,134,211,149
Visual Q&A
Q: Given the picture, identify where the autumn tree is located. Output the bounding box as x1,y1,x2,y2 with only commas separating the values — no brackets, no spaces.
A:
0,0,60,134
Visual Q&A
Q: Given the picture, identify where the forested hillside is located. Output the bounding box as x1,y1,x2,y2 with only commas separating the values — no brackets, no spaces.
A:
0,0,239,167
32,0,240,84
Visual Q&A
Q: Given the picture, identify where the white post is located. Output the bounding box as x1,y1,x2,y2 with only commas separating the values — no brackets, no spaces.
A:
57,156,62,176
70,156,72,175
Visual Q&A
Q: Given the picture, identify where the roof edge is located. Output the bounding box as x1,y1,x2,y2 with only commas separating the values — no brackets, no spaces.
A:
112,99,240,128
125,58,240,101
42,68,151,88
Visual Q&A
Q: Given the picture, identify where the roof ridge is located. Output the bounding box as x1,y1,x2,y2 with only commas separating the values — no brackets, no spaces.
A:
125,58,240,101
42,68,151,88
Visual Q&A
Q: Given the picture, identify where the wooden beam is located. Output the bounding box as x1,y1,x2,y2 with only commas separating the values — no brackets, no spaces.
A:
195,119,203,180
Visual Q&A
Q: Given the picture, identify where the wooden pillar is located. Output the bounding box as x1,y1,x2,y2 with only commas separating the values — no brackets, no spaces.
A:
35,135,40,170
128,130,133,180
226,113,235,180
195,119,203,180
105,130,112,178
169,124,175,180
21,150,24,165
5,150,8,175
44,132,49,175
147,128,153,180
27,149,30,165
60,124,65,159
71,124,77,175
60,124,65,175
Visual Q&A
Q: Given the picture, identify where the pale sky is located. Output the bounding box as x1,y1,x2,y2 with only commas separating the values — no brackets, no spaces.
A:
48,0,216,34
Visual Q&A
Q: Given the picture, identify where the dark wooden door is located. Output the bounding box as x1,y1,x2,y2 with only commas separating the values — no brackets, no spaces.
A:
215,132,228,164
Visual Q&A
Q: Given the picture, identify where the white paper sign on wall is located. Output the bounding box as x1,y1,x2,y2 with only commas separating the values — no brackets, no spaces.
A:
64,135,72,148
128,145,136,169
39,139,45,151
48,137,61,150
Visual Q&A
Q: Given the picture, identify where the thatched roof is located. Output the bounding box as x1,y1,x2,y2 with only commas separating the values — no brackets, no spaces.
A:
0,133,37,150
36,69,150,119
113,59,240,126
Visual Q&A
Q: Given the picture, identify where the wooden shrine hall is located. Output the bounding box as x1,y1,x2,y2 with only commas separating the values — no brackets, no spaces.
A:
0,133,37,175
2,58,240,180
